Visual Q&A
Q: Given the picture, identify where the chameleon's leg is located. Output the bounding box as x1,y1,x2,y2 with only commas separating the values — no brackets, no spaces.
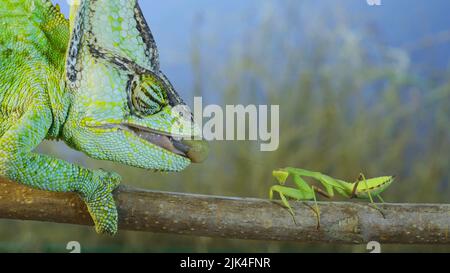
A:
358,173,386,219
78,170,121,234
0,104,120,235
377,195,385,203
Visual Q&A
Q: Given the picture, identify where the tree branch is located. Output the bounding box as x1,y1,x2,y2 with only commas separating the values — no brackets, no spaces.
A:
0,177,449,244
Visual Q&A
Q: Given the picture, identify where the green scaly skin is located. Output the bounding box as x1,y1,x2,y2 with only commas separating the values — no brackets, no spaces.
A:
0,0,208,235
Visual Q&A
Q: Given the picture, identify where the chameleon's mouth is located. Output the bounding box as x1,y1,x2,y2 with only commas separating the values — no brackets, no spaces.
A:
118,123,209,163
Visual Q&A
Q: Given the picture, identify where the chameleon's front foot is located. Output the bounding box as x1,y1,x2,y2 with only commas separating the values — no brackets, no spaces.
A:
78,170,121,235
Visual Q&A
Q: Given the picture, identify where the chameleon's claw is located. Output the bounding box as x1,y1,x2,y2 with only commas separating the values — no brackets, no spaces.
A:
81,170,121,235
86,192,118,235
99,169,122,190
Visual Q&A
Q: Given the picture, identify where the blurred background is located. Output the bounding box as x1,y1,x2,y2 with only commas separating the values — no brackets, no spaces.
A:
0,0,449,252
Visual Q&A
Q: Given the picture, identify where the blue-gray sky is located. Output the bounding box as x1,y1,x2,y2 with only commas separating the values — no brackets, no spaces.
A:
53,0,450,98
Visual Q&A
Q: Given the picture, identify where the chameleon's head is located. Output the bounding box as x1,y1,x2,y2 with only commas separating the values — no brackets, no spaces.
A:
63,0,208,171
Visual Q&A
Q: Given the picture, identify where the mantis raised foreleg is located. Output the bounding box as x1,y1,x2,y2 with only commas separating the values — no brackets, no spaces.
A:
269,167,395,229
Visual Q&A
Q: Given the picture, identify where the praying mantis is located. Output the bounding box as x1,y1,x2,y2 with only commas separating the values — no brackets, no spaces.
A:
269,167,395,228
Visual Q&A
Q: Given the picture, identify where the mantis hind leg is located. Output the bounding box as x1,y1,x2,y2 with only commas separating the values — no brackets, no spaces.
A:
368,203,386,218
294,175,330,229
358,173,386,219
309,186,322,229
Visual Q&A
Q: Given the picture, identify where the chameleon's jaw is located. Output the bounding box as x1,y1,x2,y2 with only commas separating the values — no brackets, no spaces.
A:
99,123,209,164
127,124,188,158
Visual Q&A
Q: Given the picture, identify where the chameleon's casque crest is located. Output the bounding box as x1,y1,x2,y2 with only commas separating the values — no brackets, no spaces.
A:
63,0,207,172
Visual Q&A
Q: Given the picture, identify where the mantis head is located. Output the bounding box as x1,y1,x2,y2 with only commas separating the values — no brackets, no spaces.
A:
272,169,290,185
63,0,208,172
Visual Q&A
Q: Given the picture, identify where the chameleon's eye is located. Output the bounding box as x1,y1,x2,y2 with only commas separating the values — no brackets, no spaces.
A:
131,74,168,116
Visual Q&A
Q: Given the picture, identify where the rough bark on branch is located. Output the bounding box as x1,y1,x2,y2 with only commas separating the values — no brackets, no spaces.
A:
0,177,449,244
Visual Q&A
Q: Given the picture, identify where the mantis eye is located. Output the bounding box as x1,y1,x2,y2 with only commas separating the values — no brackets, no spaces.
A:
130,74,168,116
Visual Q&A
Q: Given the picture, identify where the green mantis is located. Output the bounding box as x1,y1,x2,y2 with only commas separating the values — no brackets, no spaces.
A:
269,167,395,228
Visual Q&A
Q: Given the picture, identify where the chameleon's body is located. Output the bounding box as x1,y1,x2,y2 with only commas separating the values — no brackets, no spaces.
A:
0,0,208,235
